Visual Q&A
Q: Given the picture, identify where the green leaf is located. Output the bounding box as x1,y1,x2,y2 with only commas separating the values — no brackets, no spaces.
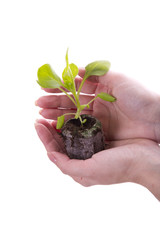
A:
62,66,73,91
80,104,90,111
62,49,78,91
65,48,69,67
82,119,87,124
69,63,79,79
37,64,62,89
97,92,116,102
56,115,65,129
62,63,78,83
84,61,110,79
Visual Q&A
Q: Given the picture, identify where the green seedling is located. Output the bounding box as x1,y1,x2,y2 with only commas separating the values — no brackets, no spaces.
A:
37,49,116,129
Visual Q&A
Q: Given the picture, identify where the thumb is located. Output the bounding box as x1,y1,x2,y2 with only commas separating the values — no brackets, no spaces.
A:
47,151,94,177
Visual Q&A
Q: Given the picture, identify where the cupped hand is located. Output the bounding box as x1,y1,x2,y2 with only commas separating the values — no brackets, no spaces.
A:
36,70,160,142
35,70,160,200
35,119,160,200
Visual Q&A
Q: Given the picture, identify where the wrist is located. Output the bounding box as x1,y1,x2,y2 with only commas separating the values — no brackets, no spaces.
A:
141,169,160,201
133,147,160,201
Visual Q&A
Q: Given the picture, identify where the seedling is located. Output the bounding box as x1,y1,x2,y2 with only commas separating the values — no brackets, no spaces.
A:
37,49,116,129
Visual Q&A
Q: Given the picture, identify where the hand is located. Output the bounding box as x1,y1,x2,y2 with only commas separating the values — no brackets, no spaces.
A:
35,70,160,200
36,70,160,142
35,119,160,200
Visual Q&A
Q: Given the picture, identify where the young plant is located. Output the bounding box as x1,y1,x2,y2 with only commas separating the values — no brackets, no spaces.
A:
37,49,116,129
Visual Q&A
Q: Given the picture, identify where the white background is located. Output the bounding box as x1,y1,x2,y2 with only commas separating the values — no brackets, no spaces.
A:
0,0,160,239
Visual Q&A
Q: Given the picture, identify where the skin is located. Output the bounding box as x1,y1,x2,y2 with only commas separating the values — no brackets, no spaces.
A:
35,70,160,201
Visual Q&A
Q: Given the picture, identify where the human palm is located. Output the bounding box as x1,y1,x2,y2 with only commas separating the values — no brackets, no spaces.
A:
35,70,160,199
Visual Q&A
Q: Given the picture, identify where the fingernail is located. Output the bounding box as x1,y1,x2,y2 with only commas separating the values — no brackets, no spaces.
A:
35,100,38,106
34,122,41,134
34,122,39,128
35,119,39,123
34,120,42,127
39,109,43,115
47,152,57,162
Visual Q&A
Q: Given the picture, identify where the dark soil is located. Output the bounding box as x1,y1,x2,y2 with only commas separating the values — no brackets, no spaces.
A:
61,114,105,160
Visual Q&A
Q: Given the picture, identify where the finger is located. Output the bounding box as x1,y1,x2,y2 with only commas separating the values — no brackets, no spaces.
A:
35,122,62,152
35,119,65,150
109,139,134,148
47,151,95,178
78,67,85,78
109,139,158,148
41,86,69,93
41,79,83,93
79,68,126,87
39,109,93,120
36,119,56,135
75,76,98,94
36,94,94,109
42,75,97,94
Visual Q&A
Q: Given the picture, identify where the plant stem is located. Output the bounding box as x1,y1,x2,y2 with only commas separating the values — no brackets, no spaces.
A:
86,95,99,106
74,98,81,119
74,76,88,121
72,83,80,106
59,84,82,120
78,115,83,125
59,87,77,106
71,83,82,119
77,76,87,97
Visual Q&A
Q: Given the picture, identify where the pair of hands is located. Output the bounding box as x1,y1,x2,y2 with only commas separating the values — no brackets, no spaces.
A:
35,69,160,200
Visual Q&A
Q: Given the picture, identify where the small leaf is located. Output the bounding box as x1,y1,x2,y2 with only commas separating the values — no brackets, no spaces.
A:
37,64,62,89
62,49,78,91
62,67,72,83
69,63,79,79
80,104,90,111
82,119,87,124
97,92,116,102
84,61,110,79
65,48,69,67
62,65,74,91
56,115,65,129
62,63,78,83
